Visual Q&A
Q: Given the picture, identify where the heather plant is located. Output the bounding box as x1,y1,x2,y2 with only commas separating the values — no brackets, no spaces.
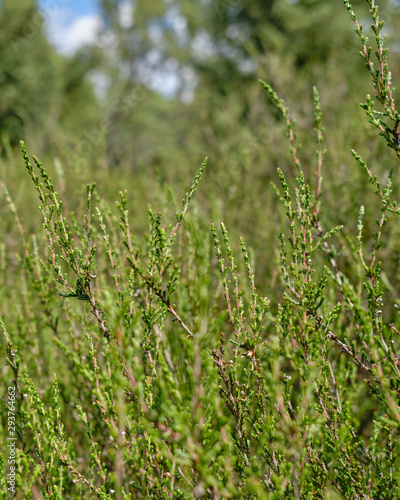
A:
1,0,400,499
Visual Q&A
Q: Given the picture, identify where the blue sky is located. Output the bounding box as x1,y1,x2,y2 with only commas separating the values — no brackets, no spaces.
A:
39,0,97,19
38,0,102,55
36,0,185,98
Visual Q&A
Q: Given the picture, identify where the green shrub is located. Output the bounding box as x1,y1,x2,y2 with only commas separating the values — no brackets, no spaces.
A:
1,0,400,498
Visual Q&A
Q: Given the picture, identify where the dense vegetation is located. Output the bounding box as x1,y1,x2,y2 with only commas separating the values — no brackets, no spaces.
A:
1,0,400,498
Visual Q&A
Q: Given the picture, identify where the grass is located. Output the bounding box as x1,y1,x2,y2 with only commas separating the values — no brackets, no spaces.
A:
1,0,400,498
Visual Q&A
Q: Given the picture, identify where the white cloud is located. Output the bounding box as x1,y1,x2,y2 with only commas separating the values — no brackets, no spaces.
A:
119,0,134,29
44,9,102,55
87,70,113,99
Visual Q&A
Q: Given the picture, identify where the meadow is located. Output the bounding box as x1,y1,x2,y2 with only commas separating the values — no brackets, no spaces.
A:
1,0,400,498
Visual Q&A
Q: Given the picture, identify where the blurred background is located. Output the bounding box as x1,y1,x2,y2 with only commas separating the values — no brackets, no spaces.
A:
2,0,400,303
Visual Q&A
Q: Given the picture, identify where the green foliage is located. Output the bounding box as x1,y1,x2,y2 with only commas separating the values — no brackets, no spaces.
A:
1,0,400,498
0,0,60,147
0,0,101,155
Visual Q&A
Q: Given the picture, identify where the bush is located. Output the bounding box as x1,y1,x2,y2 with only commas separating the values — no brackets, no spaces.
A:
1,0,400,498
